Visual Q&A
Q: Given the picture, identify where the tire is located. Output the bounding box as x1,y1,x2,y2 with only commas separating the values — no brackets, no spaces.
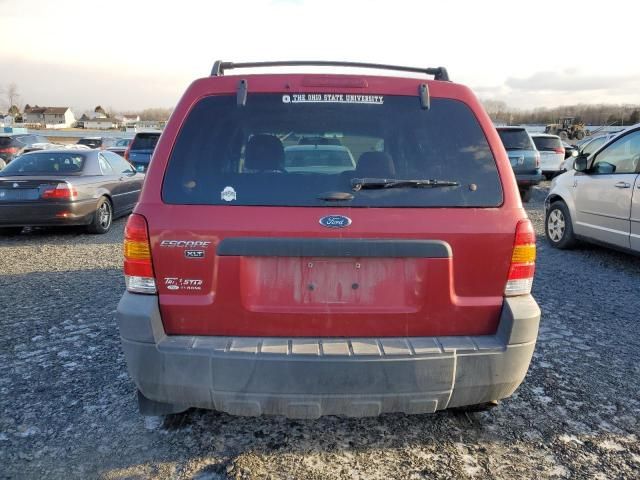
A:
575,130,585,140
544,173,555,181
0,227,23,236
520,188,533,203
87,196,113,234
559,130,568,140
545,201,576,249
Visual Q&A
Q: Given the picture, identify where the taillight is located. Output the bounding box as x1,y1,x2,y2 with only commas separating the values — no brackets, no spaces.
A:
41,183,77,200
534,152,541,168
0,147,19,154
553,147,565,155
124,143,131,160
123,214,156,294
505,219,536,296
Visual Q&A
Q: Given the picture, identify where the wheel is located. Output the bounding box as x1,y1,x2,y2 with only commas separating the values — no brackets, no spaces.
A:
520,188,533,203
575,130,585,140
559,130,568,140
87,196,112,234
0,227,22,236
545,201,576,249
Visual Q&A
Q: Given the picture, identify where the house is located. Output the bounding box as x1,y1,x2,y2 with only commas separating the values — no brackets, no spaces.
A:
23,106,76,128
84,117,118,130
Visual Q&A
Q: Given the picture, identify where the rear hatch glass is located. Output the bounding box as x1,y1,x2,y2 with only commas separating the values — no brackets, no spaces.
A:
131,133,160,151
532,136,562,151
162,95,502,207
497,129,534,151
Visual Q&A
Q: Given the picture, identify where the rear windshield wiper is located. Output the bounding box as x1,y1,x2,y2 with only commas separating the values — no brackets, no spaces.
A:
351,178,460,191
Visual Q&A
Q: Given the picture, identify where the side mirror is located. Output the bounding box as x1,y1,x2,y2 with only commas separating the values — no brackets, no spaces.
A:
574,154,588,172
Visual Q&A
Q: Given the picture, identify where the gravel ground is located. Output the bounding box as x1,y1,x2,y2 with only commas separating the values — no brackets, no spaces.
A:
1,183,639,479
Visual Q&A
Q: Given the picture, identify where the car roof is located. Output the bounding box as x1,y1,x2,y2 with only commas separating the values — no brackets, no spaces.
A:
530,133,559,138
20,148,94,155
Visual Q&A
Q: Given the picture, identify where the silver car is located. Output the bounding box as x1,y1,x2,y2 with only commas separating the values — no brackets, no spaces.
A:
545,124,640,252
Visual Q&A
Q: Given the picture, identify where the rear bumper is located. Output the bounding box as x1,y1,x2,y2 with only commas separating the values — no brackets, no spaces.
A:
516,171,544,187
0,200,96,227
117,293,540,418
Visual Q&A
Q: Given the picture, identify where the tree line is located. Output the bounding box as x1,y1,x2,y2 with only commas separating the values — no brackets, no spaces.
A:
482,99,640,126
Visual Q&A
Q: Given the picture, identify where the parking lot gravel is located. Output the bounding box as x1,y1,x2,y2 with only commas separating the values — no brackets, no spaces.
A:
1,183,639,479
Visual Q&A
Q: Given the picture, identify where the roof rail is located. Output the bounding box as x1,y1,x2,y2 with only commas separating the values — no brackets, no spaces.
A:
210,60,450,81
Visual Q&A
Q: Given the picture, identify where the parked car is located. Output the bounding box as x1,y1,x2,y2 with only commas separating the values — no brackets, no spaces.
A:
545,124,640,252
124,131,161,172
116,60,540,419
496,127,543,202
284,144,356,174
0,133,50,164
0,149,143,235
76,136,116,149
531,134,565,179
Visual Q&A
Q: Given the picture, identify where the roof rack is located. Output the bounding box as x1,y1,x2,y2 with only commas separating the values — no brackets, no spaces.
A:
210,60,450,81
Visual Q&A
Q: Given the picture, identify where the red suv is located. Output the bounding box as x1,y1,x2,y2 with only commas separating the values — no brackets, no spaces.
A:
117,61,540,419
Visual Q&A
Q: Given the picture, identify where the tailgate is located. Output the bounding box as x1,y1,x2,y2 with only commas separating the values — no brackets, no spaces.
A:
147,206,516,337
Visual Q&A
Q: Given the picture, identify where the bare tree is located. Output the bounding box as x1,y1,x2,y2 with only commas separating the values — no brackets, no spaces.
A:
3,83,20,111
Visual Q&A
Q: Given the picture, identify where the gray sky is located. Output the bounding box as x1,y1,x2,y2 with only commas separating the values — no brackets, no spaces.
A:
1,0,639,113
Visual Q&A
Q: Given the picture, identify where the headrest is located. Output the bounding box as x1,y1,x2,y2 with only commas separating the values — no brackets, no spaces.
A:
356,151,396,178
244,134,284,172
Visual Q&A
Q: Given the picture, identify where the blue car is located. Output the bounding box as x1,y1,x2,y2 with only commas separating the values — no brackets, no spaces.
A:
496,127,543,202
125,131,161,172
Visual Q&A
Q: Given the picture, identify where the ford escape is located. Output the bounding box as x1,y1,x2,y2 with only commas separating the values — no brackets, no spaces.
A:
117,60,541,419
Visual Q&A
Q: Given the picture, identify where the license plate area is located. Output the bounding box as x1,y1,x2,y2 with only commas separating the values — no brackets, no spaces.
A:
240,256,422,312
0,188,40,201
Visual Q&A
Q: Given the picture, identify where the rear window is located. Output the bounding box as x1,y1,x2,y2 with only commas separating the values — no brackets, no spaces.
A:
0,152,86,175
497,129,534,150
78,138,101,148
0,137,15,147
532,136,562,151
162,94,503,207
131,133,160,151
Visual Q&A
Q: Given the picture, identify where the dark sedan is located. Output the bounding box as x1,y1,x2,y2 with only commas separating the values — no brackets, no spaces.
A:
0,149,143,235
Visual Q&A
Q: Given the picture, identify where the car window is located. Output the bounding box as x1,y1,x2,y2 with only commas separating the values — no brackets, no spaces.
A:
592,130,640,175
98,154,115,175
35,135,49,143
0,152,86,175
162,94,503,207
78,138,101,148
131,133,160,151
0,137,14,147
497,129,534,150
532,136,562,151
104,151,135,174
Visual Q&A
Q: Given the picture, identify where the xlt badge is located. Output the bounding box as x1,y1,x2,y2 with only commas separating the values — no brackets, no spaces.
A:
185,250,205,259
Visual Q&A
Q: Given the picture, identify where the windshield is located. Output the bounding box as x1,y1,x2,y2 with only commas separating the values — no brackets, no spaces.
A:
582,136,607,155
162,94,502,207
497,129,534,150
0,152,86,175
131,133,160,151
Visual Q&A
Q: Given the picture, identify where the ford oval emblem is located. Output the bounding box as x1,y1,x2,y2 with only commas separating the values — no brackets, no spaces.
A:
319,215,352,228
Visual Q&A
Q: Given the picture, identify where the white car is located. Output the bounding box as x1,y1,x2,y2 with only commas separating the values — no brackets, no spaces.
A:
545,124,640,252
530,133,565,179
284,144,356,174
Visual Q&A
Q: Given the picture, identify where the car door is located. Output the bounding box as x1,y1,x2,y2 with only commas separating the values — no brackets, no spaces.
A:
98,153,126,214
103,151,142,212
573,129,640,249
631,174,640,252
